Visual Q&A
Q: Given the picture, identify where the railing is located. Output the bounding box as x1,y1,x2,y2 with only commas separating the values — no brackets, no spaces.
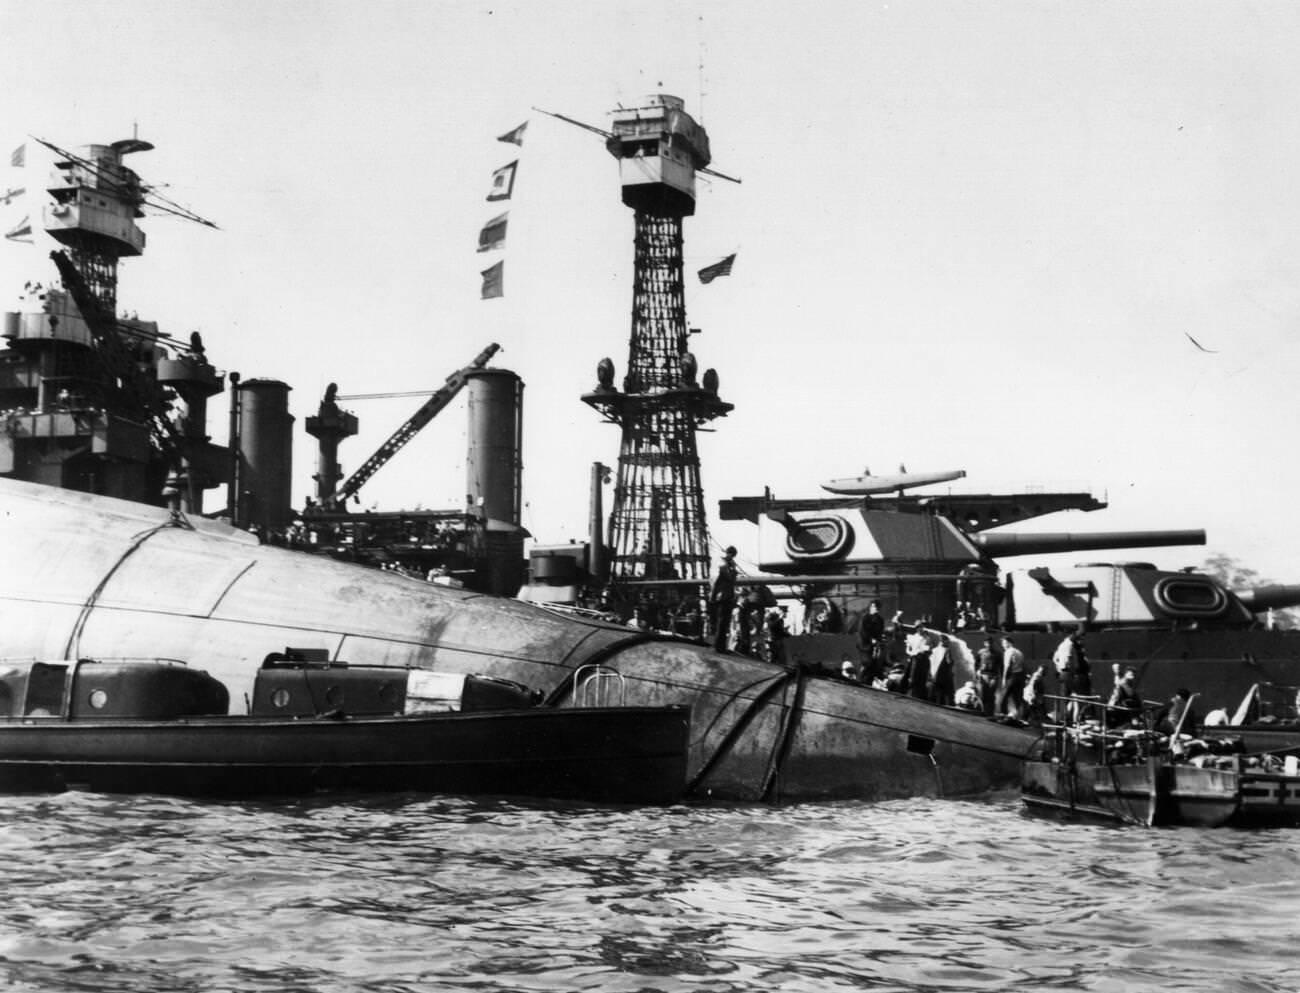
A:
1039,693,1162,768
573,664,626,708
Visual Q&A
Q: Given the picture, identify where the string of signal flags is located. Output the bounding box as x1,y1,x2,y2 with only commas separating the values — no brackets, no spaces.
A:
476,121,524,300
476,117,737,300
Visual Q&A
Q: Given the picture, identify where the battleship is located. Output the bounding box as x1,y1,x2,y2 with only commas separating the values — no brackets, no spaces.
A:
0,118,1036,803
717,474,1300,717
1,105,1294,805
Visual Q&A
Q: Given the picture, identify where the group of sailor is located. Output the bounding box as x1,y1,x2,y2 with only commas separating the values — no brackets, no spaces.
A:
704,554,1231,731
841,617,1038,718
839,616,1216,733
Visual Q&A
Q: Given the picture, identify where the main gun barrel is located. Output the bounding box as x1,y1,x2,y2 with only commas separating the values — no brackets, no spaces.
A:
973,529,1206,558
1236,584,1300,612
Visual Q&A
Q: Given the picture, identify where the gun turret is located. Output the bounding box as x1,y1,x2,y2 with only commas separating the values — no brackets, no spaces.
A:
973,529,1206,558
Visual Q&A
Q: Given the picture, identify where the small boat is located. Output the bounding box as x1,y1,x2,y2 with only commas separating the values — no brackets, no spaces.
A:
0,650,690,804
819,468,966,495
1021,695,1300,827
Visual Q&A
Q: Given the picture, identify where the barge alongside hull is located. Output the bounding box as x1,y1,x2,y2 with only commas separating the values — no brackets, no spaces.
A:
0,655,691,803
0,479,1036,803
1021,697,1300,827
0,708,690,803
1023,755,1300,828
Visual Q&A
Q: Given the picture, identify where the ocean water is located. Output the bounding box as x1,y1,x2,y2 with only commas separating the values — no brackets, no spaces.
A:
0,790,1296,993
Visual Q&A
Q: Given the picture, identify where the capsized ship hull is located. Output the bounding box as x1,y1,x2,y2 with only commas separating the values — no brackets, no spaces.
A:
0,479,1034,802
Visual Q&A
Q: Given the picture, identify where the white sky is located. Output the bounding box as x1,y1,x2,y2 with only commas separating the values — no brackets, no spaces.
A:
3,0,1299,585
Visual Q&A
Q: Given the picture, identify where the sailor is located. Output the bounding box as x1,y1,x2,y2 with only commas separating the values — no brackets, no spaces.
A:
1107,666,1142,723
904,633,933,700
856,600,887,683
765,607,788,664
735,590,760,656
709,546,738,652
998,635,1027,720
955,680,981,710
1053,629,1093,700
1158,689,1201,736
883,657,908,692
930,634,956,706
806,596,841,635
974,636,1003,716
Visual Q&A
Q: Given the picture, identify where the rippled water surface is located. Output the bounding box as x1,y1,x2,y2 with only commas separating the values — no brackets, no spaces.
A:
0,790,1296,992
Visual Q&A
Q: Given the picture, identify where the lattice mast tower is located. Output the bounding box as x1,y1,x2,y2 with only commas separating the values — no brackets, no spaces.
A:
582,95,732,599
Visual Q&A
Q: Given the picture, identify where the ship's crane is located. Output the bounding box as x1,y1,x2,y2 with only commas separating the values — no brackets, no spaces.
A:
321,343,500,509
48,248,181,459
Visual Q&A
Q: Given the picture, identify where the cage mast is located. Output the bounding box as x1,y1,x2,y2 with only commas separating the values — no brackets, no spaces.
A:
582,95,732,600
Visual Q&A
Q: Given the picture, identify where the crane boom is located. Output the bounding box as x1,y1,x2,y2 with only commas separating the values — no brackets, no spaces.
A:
49,250,180,458
328,343,500,507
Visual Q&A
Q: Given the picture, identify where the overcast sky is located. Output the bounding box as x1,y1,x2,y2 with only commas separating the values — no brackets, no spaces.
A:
4,1,1300,585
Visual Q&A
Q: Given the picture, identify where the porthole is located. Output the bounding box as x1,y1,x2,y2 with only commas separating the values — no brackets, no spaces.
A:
88,688,108,710
325,685,344,707
270,688,291,709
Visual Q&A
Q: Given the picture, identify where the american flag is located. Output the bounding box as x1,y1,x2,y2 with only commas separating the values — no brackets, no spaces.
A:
698,253,736,284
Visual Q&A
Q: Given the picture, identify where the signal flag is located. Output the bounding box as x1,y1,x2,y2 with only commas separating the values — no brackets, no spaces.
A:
486,161,517,202
497,122,528,146
4,216,31,243
480,260,504,299
9,145,24,168
697,253,736,284
477,211,508,253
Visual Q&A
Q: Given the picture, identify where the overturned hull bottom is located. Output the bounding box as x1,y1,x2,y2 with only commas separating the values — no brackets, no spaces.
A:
747,680,1036,802
0,479,1038,805
542,651,1041,803
0,707,691,805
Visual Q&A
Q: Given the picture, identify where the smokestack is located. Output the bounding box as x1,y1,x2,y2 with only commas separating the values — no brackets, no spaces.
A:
226,371,241,522
589,462,610,585
235,378,294,534
465,368,524,595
